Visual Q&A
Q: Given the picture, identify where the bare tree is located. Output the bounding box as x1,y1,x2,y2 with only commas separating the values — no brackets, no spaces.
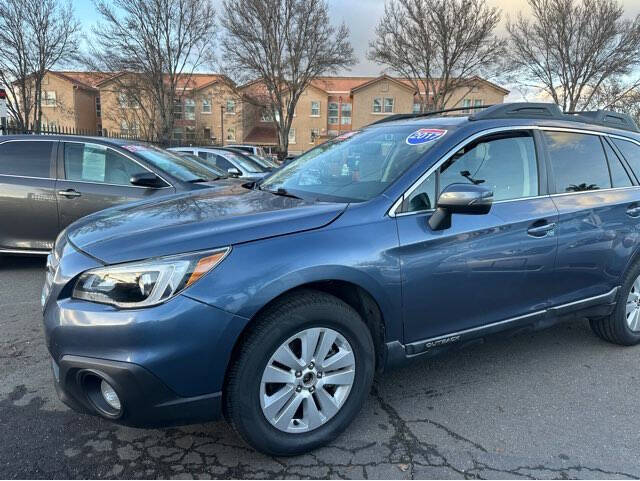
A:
368,0,505,112
507,0,640,112
221,0,355,159
0,0,80,130
87,0,217,145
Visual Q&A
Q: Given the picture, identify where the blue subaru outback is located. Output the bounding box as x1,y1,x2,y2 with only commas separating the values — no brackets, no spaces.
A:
43,103,640,455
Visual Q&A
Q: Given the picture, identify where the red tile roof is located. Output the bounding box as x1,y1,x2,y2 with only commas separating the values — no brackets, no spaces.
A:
243,125,278,145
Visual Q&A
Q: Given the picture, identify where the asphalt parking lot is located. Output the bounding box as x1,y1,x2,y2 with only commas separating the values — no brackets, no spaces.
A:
2,255,640,480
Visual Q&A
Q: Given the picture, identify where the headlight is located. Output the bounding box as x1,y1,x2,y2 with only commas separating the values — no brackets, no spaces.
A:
72,248,230,308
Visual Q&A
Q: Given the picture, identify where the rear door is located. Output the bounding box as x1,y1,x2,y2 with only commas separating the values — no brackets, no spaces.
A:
55,141,174,229
0,139,59,252
543,129,640,306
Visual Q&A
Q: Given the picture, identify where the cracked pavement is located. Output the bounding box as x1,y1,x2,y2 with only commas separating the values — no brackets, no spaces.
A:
1,256,640,479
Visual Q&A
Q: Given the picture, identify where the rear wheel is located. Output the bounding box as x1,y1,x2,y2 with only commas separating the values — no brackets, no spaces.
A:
590,260,640,345
224,290,375,456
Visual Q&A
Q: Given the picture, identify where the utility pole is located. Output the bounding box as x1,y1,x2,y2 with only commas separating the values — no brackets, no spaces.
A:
220,105,224,146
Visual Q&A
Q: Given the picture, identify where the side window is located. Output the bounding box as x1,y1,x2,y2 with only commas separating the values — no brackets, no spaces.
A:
603,139,632,188
612,138,640,182
64,143,147,186
543,131,611,193
0,141,54,178
403,132,538,212
213,154,234,171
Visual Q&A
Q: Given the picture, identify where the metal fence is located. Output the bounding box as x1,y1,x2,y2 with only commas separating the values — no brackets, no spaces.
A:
0,124,154,143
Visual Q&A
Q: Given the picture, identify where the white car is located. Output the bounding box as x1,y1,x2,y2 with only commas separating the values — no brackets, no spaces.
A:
226,144,269,158
169,147,269,181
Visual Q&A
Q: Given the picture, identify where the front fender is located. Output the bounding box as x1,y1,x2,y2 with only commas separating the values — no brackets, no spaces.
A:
184,218,403,343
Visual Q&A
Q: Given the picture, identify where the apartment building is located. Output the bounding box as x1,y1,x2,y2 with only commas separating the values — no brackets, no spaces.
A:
28,71,508,154
96,73,244,144
241,74,509,155
36,71,108,132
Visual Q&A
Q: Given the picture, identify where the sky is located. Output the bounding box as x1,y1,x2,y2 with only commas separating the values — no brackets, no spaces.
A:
72,0,640,99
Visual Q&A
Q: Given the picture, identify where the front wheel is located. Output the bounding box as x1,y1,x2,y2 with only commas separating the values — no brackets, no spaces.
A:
224,290,375,456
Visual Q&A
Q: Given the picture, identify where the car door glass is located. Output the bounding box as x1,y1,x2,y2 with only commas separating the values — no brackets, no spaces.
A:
612,138,640,182
543,131,611,193
213,154,234,171
0,141,54,177
403,132,538,212
64,143,148,185
603,140,632,188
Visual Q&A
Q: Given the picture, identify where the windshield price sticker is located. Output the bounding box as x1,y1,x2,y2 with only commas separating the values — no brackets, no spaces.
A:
406,128,447,145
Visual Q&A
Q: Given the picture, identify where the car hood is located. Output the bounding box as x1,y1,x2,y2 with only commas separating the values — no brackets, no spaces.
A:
66,183,347,264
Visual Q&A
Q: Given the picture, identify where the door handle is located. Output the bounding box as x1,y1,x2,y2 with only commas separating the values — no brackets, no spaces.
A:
627,206,640,218
527,222,556,237
57,189,81,198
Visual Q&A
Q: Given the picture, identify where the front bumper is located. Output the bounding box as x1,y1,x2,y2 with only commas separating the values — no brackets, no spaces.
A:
42,239,251,427
51,355,222,428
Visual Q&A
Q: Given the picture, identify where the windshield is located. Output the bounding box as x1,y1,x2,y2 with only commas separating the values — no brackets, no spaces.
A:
124,145,220,182
249,154,277,169
175,152,228,177
260,125,450,202
218,150,266,173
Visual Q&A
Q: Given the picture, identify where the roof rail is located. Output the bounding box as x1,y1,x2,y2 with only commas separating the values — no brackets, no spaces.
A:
470,102,639,133
566,110,639,133
369,105,494,126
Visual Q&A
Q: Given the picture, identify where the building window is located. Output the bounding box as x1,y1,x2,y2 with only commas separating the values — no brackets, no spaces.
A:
328,102,339,124
261,110,274,122
203,127,212,140
120,119,138,137
202,98,212,114
173,127,183,141
226,127,236,141
185,98,195,120
96,96,102,118
118,92,138,109
373,98,382,113
413,103,421,114
462,99,472,113
311,101,320,117
373,97,394,113
310,128,320,143
43,91,57,107
341,103,352,125
226,99,236,114
186,126,196,141
288,128,296,144
473,99,483,112
384,98,394,113
173,98,182,120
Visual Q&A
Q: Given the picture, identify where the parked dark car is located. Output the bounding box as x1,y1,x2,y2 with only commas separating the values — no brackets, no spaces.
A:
43,103,640,456
225,147,279,170
0,135,228,255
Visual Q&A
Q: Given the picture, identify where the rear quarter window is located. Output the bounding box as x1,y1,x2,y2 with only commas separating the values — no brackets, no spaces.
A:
612,138,640,182
0,140,54,178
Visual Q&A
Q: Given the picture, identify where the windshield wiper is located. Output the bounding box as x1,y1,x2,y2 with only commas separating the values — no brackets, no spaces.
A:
261,186,303,200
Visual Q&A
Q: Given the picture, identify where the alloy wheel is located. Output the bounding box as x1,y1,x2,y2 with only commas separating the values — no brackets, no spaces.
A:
626,276,640,331
259,327,356,433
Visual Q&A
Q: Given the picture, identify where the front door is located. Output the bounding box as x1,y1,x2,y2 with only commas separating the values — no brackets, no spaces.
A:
396,130,559,343
56,141,174,229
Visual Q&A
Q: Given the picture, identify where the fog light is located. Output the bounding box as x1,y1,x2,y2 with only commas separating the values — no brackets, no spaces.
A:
100,380,121,411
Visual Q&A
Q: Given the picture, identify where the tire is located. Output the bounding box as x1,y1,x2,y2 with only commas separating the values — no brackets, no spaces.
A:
590,259,640,346
224,289,375,456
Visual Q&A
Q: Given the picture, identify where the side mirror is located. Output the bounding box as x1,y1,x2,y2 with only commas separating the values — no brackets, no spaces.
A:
428,183,493,231
227,167,241,177
130,172,162,188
